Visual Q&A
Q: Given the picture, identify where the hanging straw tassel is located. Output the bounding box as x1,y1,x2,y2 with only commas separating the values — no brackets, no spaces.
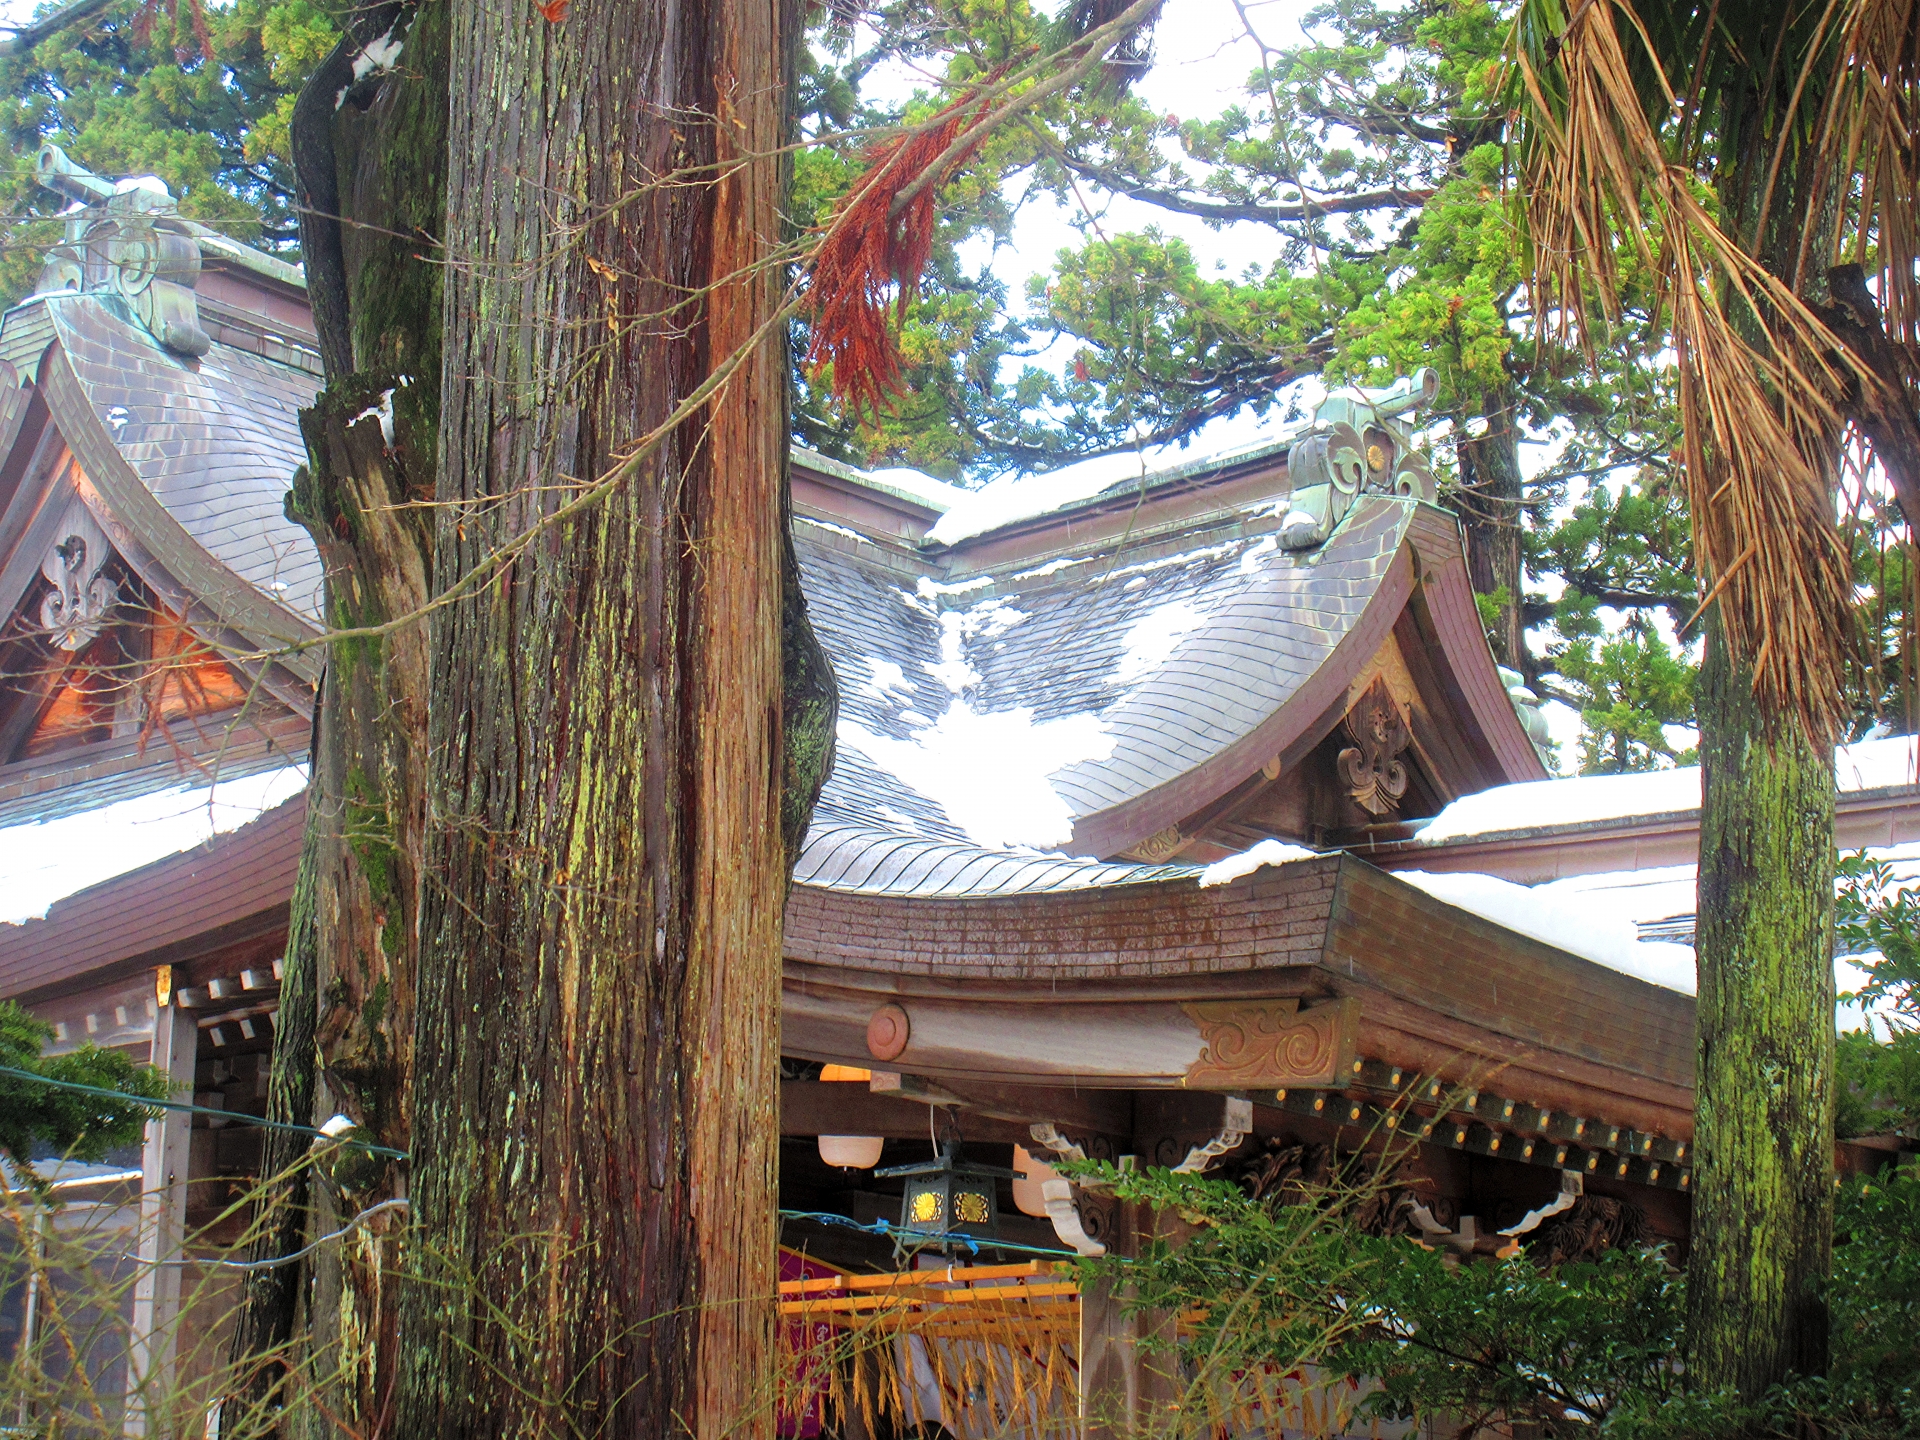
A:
805,84,998,416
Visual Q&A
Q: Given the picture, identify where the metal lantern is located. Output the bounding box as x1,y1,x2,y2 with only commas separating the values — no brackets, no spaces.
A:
877,1137,1013,1254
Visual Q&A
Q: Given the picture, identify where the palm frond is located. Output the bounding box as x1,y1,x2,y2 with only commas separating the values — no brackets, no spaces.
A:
1512,0,1893,743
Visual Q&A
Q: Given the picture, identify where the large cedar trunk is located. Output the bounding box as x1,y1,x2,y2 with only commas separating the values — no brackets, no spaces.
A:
395,0,798,1430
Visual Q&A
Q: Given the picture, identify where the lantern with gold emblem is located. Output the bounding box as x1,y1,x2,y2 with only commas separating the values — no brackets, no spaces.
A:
877,1137,1012,1253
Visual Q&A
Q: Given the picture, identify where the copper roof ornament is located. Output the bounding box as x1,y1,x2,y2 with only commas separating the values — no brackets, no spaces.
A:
33,144,210,358
1281,366,1440,550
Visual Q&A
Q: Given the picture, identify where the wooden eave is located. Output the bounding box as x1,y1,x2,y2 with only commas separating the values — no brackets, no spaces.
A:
5,807,1693,1147
781,850,1693,1139
0,786,303,1003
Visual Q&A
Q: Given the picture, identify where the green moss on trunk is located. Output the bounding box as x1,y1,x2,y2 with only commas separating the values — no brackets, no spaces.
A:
1689,609,1836,1394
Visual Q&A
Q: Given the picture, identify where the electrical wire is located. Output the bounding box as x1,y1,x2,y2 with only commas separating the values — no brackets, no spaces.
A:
148,1198,412,1270
778,1208,1079,1260
0,1063,408,1159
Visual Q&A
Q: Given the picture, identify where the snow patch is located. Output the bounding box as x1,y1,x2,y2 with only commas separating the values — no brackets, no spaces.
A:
837,706,1114,850
928,464,1130,546
864,466,969,513
1239,535,1278,574
798,515,868,543
351,27,404,81
1012,556,1089,581
1837,734,1918,791
350,388,396,445
861,658,912,700
1395,870,1697,992
113,175,170,198
922,597,1026,695
0,765,309,926
1198,839,1323,888
106,406,130,430
1418,736,1918,843
916,574,992,599
1111,601,1208,686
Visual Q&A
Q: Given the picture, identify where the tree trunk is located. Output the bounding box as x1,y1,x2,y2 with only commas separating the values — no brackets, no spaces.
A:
220,812,319,1426
395,0,798,1431
1455,385,1525,670
225,4,446,1431
1685,88,1842,1394
282,372,433,1432
1689,610,1836,1394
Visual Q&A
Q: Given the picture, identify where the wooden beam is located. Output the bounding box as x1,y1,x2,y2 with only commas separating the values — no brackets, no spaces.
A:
124,996,195,1435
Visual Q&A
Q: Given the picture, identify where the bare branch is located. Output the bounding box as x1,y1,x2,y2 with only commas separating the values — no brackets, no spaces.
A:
0,0,116,57
1056,153,1435,225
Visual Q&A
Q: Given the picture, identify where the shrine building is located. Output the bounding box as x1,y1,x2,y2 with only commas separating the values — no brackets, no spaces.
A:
0,149,1914,1436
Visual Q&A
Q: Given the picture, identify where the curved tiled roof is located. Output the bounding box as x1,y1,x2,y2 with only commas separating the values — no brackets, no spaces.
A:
34,295,324,628
794,494,1426,874
0,285,1526,902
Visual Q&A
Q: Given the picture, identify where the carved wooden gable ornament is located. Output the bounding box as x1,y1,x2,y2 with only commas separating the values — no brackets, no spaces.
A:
1338,675,1411,816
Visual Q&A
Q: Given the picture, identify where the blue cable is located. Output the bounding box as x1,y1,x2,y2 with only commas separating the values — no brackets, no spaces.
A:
779,1208,1079,1260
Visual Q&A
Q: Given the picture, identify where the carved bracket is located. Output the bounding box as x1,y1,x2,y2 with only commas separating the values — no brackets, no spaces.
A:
38,501,118,651
1498,1170,1583,1240
1029,1122,1111,1256
1337,677,1411,816
1180,997,1359,1089
1171,1095,1253,1174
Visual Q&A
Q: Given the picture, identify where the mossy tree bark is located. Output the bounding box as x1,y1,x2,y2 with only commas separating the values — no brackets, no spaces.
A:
226,4,447,1431
1686,75,1843,1399
1690,613,1836,1394
394,0,801,1431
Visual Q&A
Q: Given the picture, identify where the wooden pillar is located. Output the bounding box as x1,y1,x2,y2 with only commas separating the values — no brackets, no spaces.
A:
1079,1184,1180,1438
124,994,195,1436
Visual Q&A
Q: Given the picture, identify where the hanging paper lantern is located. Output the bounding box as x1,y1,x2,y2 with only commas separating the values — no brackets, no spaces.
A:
814,1064,881,1168
817,1134,885,1169
1011,1143,1057,1218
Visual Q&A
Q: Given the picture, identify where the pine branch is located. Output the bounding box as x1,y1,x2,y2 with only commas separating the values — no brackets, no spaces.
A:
1057,153,1434,226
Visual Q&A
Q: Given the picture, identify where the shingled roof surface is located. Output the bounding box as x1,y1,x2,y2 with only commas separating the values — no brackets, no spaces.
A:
26,294,324,624
789,494,1417,892
0,286,1459,902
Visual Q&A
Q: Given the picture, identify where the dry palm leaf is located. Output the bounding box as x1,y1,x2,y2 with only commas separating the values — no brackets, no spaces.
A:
1512,0,1909,743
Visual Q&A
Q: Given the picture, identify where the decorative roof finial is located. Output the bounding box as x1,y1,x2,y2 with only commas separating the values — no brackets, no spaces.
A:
1280,366,1441,550
31,143,210,358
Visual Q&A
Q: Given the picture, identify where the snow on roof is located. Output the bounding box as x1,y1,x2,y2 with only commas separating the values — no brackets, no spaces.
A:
1396,869,1697,991
1198,838,1324,888
836,702,1116,850
0,764,308,926
1416,735,1919,844
858,465,969,513
1412,847,1916,1029
920,426,1301,547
